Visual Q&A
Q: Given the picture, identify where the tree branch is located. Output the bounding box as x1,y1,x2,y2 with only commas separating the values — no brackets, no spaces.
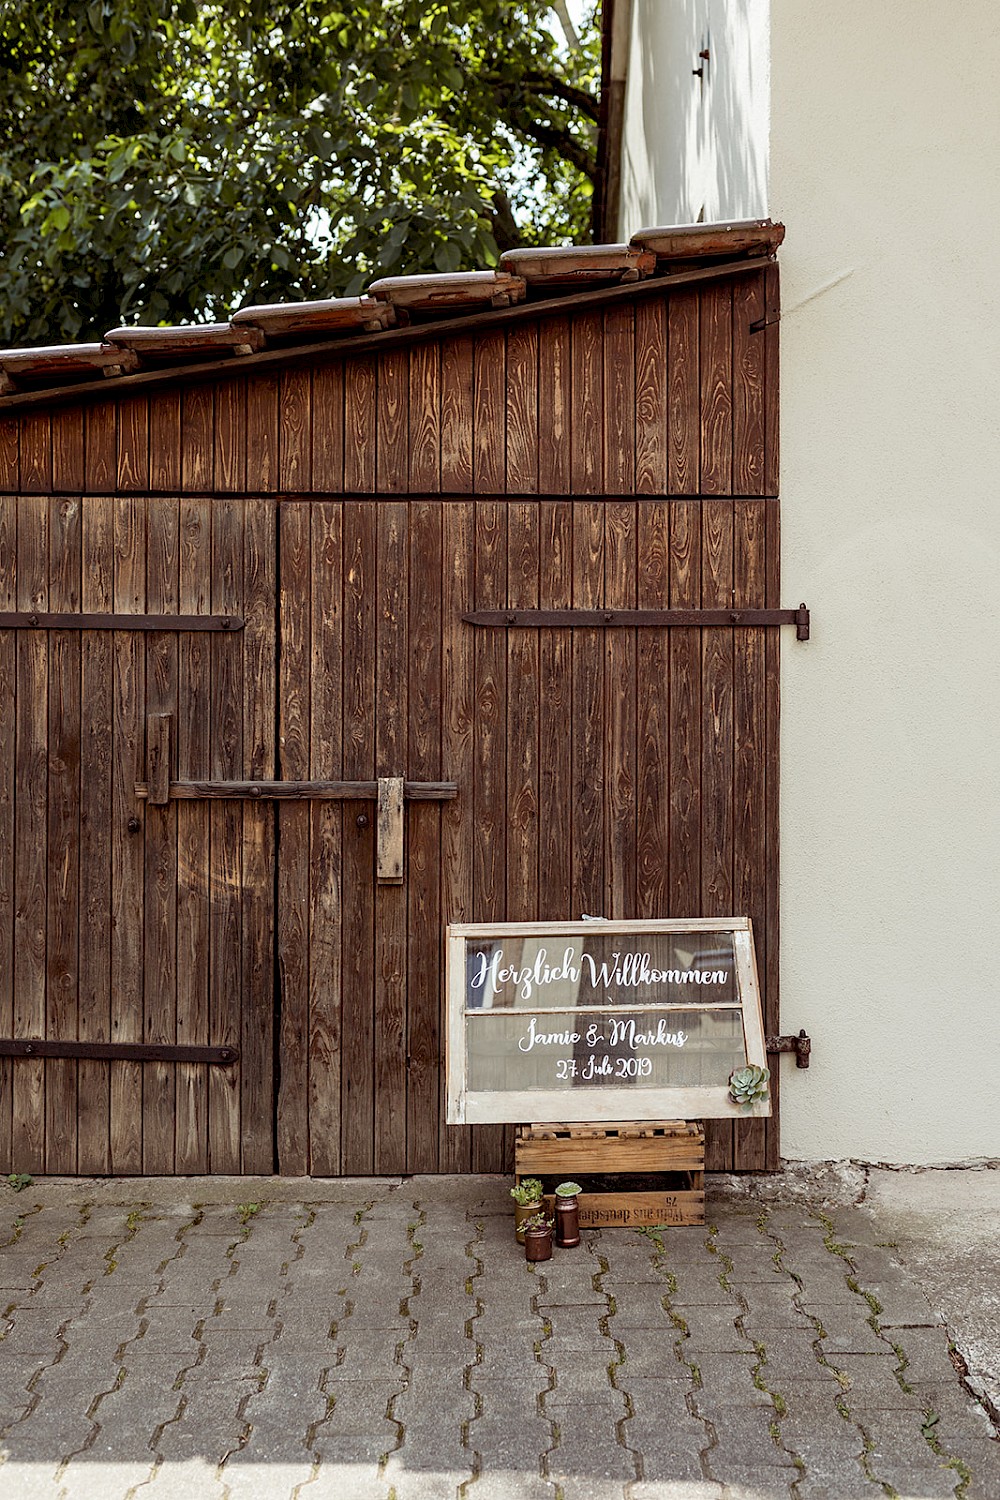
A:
488,70,600,122
506,103,597,180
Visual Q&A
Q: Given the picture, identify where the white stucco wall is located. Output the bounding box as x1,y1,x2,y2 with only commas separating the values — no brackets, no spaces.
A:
771,0,1000,1163
620,2,1000,1163
619,0,769,229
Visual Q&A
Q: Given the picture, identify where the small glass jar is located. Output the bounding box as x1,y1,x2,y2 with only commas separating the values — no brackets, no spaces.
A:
523,1222,553,1262
555,1193,580,1248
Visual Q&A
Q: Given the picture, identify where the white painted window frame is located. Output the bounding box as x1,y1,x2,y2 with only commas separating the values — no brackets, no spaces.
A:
446,917,769,1126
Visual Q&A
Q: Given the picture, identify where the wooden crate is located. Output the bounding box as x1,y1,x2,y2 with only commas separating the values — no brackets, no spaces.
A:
515,1120,705,1228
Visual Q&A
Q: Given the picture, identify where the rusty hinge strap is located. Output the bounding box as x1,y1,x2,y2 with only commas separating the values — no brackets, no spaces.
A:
0,1039,238,1064
464,607,810,640
765,1030,812,1068
135,779,458,802
0,612,243,632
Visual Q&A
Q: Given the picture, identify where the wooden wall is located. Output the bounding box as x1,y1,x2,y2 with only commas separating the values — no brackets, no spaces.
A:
0,268,781,1174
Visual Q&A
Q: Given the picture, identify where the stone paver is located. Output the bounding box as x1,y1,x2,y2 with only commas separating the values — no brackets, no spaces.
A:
0,1169,997,1499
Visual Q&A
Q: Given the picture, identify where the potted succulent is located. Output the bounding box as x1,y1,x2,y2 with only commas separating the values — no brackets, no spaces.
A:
510,1178,544,1244
521,1210,555,1262
554,1181,582,1247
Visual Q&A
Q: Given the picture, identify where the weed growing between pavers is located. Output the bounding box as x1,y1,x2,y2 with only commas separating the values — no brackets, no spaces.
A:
708,1214,801,1465
1,1201,40,1254
812,1205,983,1491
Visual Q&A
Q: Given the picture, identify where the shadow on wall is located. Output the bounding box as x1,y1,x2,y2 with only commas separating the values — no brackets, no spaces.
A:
623,0,768,230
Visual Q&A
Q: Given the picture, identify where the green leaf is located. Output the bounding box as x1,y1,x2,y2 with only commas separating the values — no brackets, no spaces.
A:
432,238,461,273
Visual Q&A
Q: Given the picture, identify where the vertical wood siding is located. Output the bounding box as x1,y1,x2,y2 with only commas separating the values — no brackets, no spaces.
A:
0,272,780,1174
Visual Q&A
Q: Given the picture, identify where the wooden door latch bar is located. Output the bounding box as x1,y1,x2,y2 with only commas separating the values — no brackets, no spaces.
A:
766,1030,812,1068
463,606,810,640
134,779,457,802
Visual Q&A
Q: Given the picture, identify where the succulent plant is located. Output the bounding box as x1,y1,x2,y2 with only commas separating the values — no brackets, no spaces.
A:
729,1064,770,1109
510,1178,544,1206
554,1181,582,1197
520,1211,555,1232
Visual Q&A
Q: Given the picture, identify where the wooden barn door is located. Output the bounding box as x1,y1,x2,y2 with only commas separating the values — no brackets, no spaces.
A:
0,491,276,1175
274,491,777,1178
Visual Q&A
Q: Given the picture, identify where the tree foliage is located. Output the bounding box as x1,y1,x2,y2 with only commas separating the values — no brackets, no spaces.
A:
0,0,600,345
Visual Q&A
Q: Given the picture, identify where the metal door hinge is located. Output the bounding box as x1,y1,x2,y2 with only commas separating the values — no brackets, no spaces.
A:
766,1030,812,1068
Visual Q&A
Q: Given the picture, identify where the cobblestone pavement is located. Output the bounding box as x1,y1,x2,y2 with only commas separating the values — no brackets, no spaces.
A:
0,1172,998,1500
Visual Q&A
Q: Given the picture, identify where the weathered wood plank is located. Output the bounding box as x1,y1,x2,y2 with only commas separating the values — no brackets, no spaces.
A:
376,776,404,882
13,495,48,1173
340,500,376,1172
45,496,82,1174
276,500,310,1175
473,334,506,494
117,396,149,492
215,378,247,494
175,496,211,1173
0,418,18,491
538,500,573,918
344,358,376,493
241,495,276,1172
51,408,85,493
109,495,145,1172
409,344,441,493
142,497,179,1173
734,272,766,496
377,351,409,495
506,324,539,493
606,500,636,919
85,404,116,493
700,282,733,495
636,502,669,917
307,501,342,1175
667,499,701,917
77,495,113,1172
149,389,182,492
439,500,474,1171
571,501,605,918
471,499,507,1172
181,386,214,492
667,292,699,494
246,374,280,494
701,498,735,1172
208,497,243,1171
21,413,52,494
145,715,172,807
440,337,473,493
538,316,571,494
406,500,442,1171
571,313,603,494
507,501,539,927
0,494,16,1164
537,319,573,917
279,369,312,492
374,500,407,1171
312,363,345,492
733,499,767,1171
635,298,667,494
604,306,634,494
764,264,780,498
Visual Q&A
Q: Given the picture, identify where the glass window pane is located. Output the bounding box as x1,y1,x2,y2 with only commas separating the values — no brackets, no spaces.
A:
466,1008,746,1092
463,930,738,1011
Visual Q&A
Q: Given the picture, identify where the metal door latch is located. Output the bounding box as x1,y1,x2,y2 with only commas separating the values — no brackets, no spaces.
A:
766,1030,812,1068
